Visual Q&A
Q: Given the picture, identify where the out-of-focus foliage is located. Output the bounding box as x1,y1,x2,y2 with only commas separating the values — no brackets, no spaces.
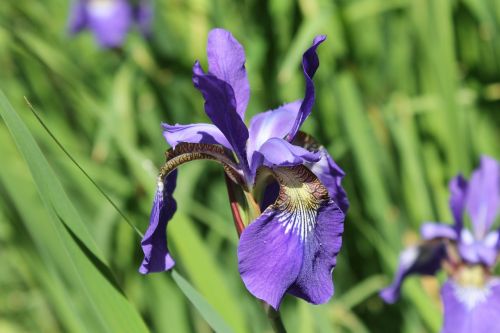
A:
0,0,499,332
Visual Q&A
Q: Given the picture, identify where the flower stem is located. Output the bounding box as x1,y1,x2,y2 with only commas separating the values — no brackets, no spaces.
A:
263,303,287,333
225,174,245,236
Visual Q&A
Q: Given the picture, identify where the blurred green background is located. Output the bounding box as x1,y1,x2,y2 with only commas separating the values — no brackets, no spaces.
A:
1,0,500,332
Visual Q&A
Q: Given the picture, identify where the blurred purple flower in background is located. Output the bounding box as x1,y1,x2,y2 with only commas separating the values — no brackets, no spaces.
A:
381,156,500,333
68,0,152,48
139,28,349,309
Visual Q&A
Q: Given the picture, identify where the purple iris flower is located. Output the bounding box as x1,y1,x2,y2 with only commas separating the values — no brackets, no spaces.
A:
381,156,500,333
68,0,152,48
139,28,349,309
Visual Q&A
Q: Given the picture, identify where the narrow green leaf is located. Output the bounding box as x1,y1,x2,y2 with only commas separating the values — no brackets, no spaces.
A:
0,90,149,333
172,270,235,333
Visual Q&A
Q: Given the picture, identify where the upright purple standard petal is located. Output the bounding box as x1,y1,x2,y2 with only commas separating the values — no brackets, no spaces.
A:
380,241,446,303
206,29,250,119
238,166,344,309
192,62,249,171
465,156,500,239
449,174,468,230
68,1,88,34
246,101,302,164
86,0,133,48
139,171,177,274
287,35,326,141
162,123,232,150
441,278,500,333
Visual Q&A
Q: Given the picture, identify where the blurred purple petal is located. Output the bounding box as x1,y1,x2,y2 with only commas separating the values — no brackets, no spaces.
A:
465,156,500,239
139,171,177,274
380,242,446,303
449,174,468,230
68,1,88,34
86,0,133,48
238,166,344,309
420,222,457,240
247,101,301,164
441,278,500,333
287,35,326,141
458,229,499,267
162,123,232,150
207,29,250,119
192,61,249,171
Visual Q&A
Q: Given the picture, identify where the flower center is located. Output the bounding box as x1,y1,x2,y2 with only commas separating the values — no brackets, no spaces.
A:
452,266,493,311
272,167,328,241
88,0,116,18
456,265,487,287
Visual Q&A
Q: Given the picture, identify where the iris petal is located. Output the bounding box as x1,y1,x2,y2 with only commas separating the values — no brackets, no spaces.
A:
420,222,457,241
192,62,249,171
441,278,500,333
287,35,326,141
457,230,499,267
380,241,446,303
162,123,232,150
238,166,344,309
86,0,133,48
139,171,177,274
140,142,245,274
257,138,320,169
207,29,250,119
449,175,468,230
465,156,500,239
246,100,302,163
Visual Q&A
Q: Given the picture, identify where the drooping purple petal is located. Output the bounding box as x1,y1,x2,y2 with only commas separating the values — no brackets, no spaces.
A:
192,61,249,171
465,156,500,239
139,171,177,274
380,241,446,303
246,101,302,163
286,200,344,304
206,29,250,119
286,35,326,141
420,222,457,241
441,278,500,333
135,0,153,36
256,138,320,170
449,174,468,230
238,166,344,309
162,123,232,150
238,209,303,309
68,1,88,34
457,229,499,267
86,0,133,48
